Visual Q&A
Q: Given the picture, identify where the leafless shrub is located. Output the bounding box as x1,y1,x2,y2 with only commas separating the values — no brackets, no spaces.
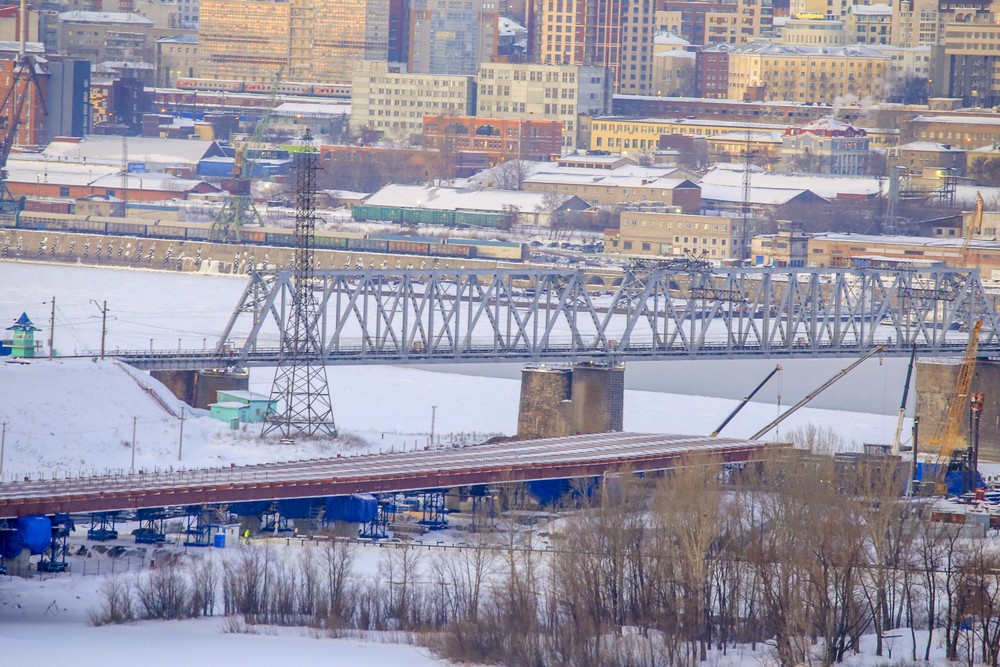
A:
88,574,136,626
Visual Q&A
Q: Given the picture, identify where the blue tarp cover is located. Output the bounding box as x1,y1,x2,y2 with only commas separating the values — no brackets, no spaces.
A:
326,494,378,523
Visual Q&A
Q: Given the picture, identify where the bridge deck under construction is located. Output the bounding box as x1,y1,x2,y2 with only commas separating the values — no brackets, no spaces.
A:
0,433,784,518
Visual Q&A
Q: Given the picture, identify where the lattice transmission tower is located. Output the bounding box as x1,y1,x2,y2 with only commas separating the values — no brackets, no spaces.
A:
262,145,337,438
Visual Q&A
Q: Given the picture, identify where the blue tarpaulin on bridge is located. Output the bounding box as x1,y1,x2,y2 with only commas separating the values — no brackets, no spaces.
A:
325,495,377,523
277,498,319,519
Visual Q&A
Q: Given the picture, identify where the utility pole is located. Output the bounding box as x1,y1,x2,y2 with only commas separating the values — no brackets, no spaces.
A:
430,405,437,445
0,421,6,479
91,299,108,358
131,416,137,474
48,295,55,358
178,407,185,461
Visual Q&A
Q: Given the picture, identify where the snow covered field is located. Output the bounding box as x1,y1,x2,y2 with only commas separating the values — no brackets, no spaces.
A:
0,259,923,665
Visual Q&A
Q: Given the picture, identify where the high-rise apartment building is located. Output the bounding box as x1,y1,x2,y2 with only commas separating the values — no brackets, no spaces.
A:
199,0,394,84
409,0,499,75
528,0,622,85
198,0,290,82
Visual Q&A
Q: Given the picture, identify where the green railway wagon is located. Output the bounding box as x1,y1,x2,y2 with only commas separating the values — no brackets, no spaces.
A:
400,208,454,225
454,210,501,228
352,205,402,222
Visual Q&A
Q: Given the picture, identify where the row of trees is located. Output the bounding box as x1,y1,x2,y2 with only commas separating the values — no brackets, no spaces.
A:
92,444,1000,667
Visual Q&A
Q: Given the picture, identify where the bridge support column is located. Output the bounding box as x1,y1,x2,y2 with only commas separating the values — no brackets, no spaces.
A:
517,362,624,439
151,369,249,409
916,359,1000,461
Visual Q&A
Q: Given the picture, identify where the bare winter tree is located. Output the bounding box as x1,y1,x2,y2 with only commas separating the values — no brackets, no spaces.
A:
492,159,533,191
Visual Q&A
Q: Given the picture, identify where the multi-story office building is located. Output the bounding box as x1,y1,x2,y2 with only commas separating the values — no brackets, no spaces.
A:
891,0,939,48
350,61,476,143
779,17,847,46
846,4,892,45
409,0,498,75
651,32,695,97
197,0,290,82
942,19,1000,107
54,11,156,67
154,34,197,87
476,62,610,150
658,0,772,46
727,41,891,104
606,211,744,261
199,0,394,84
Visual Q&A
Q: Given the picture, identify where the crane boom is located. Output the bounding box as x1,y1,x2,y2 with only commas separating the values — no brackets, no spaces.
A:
750,346,886,441
210,66,284,242
711,364,781,437
0,53,46,210
890,346,917,455
930,319,982,461
962,192,985,268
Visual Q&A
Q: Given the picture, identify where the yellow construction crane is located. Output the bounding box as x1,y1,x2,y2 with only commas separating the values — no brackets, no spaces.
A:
961,192,985,269
926,319,982,494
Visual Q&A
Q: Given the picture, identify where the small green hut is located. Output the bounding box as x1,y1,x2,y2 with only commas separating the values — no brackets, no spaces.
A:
6,312,39,358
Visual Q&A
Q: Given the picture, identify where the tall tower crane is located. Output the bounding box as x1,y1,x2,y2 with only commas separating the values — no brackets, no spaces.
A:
926,319,982,495
0,51,46,214
209,67,284,242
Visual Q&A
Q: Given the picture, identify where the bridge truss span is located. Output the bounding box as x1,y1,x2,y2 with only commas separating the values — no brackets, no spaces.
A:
211,265,1000,365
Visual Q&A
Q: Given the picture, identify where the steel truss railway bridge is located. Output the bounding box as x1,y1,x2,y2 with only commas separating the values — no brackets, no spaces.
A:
0,433,782,518
106,264,1000,370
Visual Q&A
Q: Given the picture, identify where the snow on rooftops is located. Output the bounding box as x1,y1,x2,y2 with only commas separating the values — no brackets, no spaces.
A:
733,40,890,58
897,141,965,152
709,131,783,142
654,50,695,59
363,184,576,213
273,102,351,116
700,183,814,206
499,16,526,35
788,116,866,136
42,136,223,166
58,10,154,24
850,3,891,14
654,31,690,46
700,165,884,199
814,232,999,250
914,114,1000,126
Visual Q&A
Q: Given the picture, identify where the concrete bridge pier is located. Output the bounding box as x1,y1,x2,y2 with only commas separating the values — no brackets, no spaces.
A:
517,362,625,439
151,369,250,409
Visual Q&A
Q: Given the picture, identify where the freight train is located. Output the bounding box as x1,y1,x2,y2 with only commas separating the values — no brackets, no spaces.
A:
174,78,351,99
3,210,527,261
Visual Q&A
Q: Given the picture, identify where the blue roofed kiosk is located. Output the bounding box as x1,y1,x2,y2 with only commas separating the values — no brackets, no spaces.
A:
6,312,39,358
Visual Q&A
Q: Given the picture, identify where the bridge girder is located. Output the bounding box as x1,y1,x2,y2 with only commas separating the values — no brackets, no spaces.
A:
195,265,1000,367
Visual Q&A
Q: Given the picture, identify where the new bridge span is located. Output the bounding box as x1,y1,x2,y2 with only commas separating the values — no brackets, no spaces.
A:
0,433,785,518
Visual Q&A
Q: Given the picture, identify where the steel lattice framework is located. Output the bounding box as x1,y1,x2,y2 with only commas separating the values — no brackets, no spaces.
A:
209,265,1000,366
261,150,336,438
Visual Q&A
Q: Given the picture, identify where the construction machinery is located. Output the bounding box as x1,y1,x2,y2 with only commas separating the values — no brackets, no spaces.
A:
890,346,917,456
750,346,886,441
711,364,782,437
961,192,985,269
922,319,982,496
209,67,284,242
0,49,46,214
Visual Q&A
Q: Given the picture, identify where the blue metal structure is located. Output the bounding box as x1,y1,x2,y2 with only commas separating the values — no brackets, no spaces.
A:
87,512,119,541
